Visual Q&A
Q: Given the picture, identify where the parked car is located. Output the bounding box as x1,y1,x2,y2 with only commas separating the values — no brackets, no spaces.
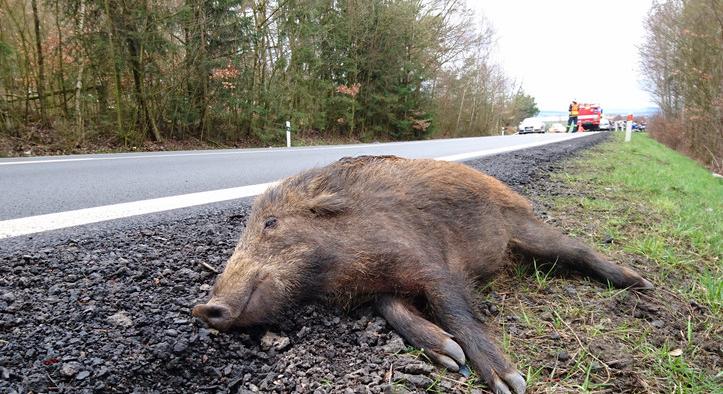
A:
517,117,546,134
548,123,567,133
632,122,647,131
599,118,611,131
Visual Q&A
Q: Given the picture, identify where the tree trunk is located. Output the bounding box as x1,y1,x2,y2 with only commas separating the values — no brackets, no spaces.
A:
1,0,33,128
31,0,47,124
455,84,467,135
187,0,208,139
103,0,124,141
74,0,86,140
126,34,161,142
199,4,208,140
55,0,69,117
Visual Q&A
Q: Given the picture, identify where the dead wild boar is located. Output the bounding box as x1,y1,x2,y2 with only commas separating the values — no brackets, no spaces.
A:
193,155,652,394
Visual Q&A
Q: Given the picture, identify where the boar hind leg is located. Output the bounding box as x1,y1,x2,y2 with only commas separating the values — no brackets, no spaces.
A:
427,277,527,394
376,295,466,371
510,219,653,290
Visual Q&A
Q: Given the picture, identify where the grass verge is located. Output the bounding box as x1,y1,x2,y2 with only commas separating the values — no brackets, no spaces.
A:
487,133,721,393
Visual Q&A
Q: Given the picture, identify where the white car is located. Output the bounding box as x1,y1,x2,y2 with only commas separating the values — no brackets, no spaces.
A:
548,123,567,133
517,118,546,134
599,118,611,131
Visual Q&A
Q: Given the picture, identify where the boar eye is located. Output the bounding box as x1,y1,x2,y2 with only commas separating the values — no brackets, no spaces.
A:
264,217,278,230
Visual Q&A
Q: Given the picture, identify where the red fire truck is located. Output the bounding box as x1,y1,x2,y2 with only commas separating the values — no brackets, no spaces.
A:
577,103,603,131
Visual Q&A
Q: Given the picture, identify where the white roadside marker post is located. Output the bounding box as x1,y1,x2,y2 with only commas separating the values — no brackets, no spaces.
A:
625,116,633,142
285,121,291,147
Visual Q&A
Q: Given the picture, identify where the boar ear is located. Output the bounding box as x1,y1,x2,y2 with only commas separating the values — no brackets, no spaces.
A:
307,192,349,217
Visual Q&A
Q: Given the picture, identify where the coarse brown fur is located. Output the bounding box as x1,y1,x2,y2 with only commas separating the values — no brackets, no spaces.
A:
193,155,653,394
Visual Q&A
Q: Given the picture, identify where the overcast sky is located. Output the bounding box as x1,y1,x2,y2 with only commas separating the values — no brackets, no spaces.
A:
468,0,655,112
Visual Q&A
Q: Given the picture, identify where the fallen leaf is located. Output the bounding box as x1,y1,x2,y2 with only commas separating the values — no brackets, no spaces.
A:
668,348,683,357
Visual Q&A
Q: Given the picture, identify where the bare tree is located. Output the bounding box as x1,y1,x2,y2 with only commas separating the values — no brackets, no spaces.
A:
30,0,47,124
641,0,722,171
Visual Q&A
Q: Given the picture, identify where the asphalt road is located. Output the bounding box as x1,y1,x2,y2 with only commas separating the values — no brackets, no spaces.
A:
0,133,592,240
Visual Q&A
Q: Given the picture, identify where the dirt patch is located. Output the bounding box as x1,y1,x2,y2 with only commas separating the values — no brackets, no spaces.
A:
0,133,646,394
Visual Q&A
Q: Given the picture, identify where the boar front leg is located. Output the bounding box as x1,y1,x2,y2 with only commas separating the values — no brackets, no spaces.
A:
426,276,527,394
376,295,466,371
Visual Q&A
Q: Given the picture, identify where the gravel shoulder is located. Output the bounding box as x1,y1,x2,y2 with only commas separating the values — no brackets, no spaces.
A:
1,133,613,393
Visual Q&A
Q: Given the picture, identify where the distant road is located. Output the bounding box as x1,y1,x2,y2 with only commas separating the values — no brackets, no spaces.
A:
0,133,593,238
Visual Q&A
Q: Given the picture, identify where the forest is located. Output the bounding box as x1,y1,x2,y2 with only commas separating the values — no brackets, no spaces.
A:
640,0,723,172
0,0,539,153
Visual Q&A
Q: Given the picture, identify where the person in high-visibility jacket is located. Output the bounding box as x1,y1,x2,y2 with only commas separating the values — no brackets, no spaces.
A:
567,101,579,133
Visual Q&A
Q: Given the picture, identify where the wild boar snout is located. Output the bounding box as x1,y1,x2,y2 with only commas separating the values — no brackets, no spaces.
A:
192,302,232,329
193,264,283,330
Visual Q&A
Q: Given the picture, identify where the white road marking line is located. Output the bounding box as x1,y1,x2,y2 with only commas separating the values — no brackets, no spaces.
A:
0,136,458,166
0,146,354,166
0,182,278,239
0,133,594,238
435,133,590,161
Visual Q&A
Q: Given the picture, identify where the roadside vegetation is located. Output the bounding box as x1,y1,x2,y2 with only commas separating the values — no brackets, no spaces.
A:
507,133,720,393
404,133,721,393
640,0,723,173
0,0,539,156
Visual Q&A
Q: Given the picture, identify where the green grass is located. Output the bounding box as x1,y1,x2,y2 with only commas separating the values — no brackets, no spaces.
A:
542,133,722,392
643,343,721,394
695,271,722,315
532,259,557,290
561,133,722,306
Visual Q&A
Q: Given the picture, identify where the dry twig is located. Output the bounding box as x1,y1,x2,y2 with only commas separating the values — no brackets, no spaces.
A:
199,261,219,274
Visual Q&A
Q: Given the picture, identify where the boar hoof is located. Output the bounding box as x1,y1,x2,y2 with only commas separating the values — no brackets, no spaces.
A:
504,372,527,394
492,371,526,394
435,354,461,372
636,278,654,290
425,338,466,371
